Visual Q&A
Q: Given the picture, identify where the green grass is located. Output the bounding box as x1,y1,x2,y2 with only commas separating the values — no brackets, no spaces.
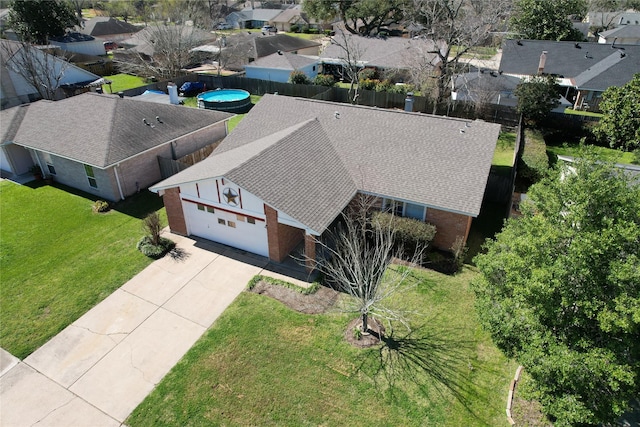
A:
284,32,326,40
563,108,604,118
547,143,637,165
127,267,515,426
451,46,498,60
493,132,517,167
102,73,147,93
0,181,165,359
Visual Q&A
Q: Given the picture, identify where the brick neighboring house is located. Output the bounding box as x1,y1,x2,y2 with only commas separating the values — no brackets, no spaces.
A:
151,94,500,270
5,92,232,200
499,39,640,111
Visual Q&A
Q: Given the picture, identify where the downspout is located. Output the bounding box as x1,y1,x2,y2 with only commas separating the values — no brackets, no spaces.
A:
114,164,125,200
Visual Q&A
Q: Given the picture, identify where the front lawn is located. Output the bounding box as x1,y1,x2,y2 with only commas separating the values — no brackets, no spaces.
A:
0,181,165,359
127,267,515,426
102,73,148,93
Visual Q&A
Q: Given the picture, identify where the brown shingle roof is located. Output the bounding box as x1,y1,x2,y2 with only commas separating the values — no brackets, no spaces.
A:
12,93,233,168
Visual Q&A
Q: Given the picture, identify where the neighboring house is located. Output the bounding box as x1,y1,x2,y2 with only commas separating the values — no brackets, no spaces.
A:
0,104,32,177
0,39,100,109
79,16,141,43
452,71,572,111
244,51,318,82
203,32,321,71
270,6,310,32
587,11,640,30
150,94,500,270
6,92,232,201
499,39,640,111
226,8,283,29
118,25,216,60
598,25,640,44
48,32,106,56
319,32,441,81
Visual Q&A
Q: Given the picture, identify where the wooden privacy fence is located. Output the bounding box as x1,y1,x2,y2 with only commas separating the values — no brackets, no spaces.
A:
157,140,222,179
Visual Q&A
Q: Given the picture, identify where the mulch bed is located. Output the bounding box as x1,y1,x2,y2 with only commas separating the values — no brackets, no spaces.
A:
249,281,339,314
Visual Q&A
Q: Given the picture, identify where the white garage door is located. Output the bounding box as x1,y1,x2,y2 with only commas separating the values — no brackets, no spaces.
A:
184,201,269,257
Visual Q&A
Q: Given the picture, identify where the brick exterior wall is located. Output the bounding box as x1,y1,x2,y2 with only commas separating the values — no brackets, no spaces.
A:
163,187,187,235
426,209,473,250
265,204,304,262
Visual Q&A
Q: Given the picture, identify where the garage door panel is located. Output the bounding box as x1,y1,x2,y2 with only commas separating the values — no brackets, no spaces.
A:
184,202,268,257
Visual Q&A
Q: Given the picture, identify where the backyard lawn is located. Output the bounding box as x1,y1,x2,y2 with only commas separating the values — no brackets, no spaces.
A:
102,73,147,93
127,267,516,426
0,181,165,359
492,131,517,167
547,143,637,165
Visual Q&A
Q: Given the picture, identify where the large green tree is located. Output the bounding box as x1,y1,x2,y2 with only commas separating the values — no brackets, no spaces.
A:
594,73,640,152
514,74,561,125
303,0,407,36
8,0,78,44
510,0,587,41
473,155,640,426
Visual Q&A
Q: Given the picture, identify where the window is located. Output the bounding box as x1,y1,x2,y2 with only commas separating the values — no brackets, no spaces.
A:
197,204,205,211
236,214,246,221
228,221,236,228
383,198,425,221
46,164,56,175
84,165,97,188
218,218,226,225
206,206,215,213
247,217,256,225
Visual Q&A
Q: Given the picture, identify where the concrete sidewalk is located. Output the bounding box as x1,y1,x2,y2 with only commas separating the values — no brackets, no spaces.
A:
0,232,285,426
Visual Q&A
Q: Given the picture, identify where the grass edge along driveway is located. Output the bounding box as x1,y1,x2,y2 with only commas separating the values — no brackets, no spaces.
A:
127,267,516,426
0,181,165,359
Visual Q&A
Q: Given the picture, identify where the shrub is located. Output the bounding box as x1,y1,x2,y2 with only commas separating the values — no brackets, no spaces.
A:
371,211,437,258
301,25,309,33
137,236,175,259
289,70,310,85
358,68,377,81
634,149,640,165
314,74,336,87
519,129,549,183
92,200,110,213
450,236,468,273
308,28,319,34
290,24,300,33
324,29,333,36
142,212,162,246
388,83,414,95
359,78,378,91
375,79,393,92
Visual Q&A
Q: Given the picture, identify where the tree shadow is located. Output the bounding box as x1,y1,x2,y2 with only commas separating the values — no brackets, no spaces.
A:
167,246,190,262
355,321,494,423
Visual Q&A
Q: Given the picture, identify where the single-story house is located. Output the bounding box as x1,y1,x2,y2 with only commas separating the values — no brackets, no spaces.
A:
452,71,572,111
0,39,100,108
5,92,233,200
48,32,106,56
244,51,318,82
270,6,310,32
118,25,216,59
598,25,640,45
587,11,640,30
499,39,640,111
150,94,500,270
225,8,283,29
79,16,141,43
319,32,441,81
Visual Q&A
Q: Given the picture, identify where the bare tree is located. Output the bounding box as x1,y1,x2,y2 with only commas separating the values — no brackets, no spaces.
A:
405,0,513,113
328,31,366,104
310,194,425,335
118,24,213,79
1,41,71,101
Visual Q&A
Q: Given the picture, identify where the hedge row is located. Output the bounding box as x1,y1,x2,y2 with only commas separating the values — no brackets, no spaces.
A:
371,211,436,256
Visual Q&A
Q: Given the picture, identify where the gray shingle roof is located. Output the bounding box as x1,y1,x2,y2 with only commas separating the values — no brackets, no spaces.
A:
80,17,141,37
12,93,233,168
0,104,30,143
245,51,317,70
153,95,500,233
320,33,441,69
500,39,640,90
599,24,640,39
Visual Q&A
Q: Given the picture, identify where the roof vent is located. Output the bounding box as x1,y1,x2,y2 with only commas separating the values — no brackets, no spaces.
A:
156,116,163,123
142,118,155,128
574,42,581,48
334,111,340,119
585,51,592,59
620,51,626,58
459,129,465,134
516,40,523,46
277,50,282,55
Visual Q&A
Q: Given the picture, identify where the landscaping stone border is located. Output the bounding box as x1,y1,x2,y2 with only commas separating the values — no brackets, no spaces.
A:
506,365,524,425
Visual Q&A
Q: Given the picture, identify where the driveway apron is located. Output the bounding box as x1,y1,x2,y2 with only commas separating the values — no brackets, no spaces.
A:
1,233,268,426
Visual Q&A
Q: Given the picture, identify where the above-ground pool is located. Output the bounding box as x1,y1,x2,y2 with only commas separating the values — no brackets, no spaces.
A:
197,89,252,113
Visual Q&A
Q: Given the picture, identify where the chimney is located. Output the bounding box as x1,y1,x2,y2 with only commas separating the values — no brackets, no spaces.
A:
167,82,179,105
404,92,414,112
537,51,547,75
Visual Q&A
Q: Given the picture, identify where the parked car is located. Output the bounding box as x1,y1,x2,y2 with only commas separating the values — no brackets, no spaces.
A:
215,22,232,30
261,25,277,34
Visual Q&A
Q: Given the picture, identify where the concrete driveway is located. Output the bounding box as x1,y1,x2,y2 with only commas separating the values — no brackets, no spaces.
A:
0,232,270,426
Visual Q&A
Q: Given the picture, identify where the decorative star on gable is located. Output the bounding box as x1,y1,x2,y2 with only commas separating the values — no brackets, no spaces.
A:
223,187,239,206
